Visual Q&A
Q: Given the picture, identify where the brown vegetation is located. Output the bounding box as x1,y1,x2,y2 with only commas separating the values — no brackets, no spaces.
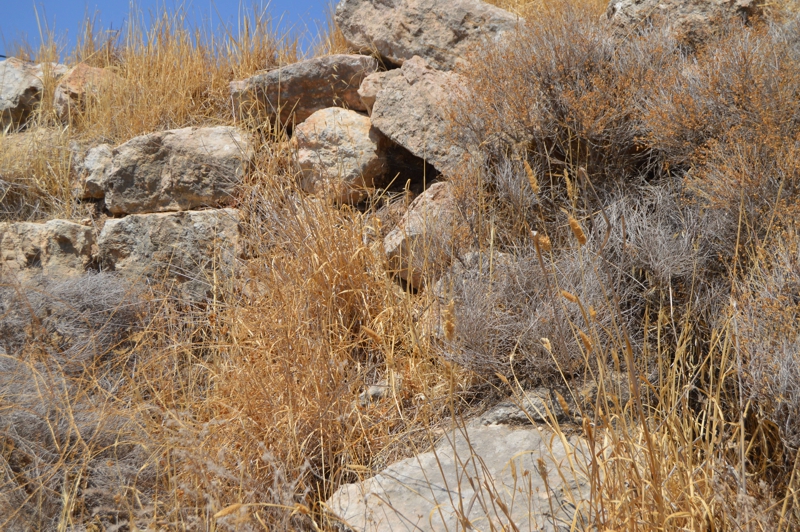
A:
3,0,800,530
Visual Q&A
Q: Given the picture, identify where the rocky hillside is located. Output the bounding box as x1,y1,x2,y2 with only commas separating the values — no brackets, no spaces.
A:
2,0,800,530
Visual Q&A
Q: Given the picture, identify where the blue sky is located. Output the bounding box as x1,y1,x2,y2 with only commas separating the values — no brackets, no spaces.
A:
0,1,330,58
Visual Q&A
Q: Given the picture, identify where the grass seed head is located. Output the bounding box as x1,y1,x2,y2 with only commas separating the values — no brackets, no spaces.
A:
524,160,540,194
568,216,587,246
561,290,579,303
443,300,456,342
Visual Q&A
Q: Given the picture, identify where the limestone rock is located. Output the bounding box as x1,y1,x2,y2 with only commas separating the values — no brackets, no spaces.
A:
606,0,763,45
357,70,400,115
335,0,521,71
370,57,466,173
231,55,378,125
0,220,95,279
76,143,112,200
326,422,590,531
54,63,116,122
293,107,388,204
479,388,572,426
384,181,460,289
1,58,68,130
103,126,253,215
97,208,241,300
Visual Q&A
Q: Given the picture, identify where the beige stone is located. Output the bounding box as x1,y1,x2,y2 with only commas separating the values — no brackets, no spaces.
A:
0,58,68,130
76,143,112,200
103,126,253,215
357,70,400,115
0,219,94,279
293,107,388,204
335,0,521,71
231,55,378,125
371,57,466,173
606,0,762,46
97,208,241,300
53,63,116,122
326,421,590,531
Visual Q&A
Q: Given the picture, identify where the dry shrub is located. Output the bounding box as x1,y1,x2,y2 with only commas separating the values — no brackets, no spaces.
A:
0,273,156,531
643,21,800,168
739,229,800,451
0,272,148,372
639,21,800,268
453,5,680,190
436,180,710,384
445,9,800,525
0,356,157,531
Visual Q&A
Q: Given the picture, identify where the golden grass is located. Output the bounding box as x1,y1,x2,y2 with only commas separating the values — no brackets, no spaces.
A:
2,0,800,530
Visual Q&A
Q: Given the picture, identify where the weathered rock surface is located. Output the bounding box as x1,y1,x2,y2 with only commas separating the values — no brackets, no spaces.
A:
231,55,378,125
97,208,241,300
357,70,400,115
370,57,466,173
336,0,521,71
1,58,68,130
0,220,94,279
103,126,253,215
294,107,388,203
384,181,460,289
606,0,762,45
54,63,116,121
480,388,573,426
326,422,590,531
76,143,112,200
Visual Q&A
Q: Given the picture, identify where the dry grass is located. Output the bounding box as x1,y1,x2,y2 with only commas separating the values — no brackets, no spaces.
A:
2,0,800,530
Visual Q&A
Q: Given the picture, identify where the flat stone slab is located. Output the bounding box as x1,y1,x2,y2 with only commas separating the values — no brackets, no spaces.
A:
0,219,94,279
97,208,241,300
326,422,591,531
103,126,253,215
231,55,378,125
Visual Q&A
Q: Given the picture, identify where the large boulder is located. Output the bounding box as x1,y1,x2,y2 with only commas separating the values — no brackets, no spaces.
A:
103,126,253,215
293,107,389,204
97,208,241,300
0,220,95,279
606,0,763,45
1,58,68,130
384,181,461,289
335,0,521,71
231,55,379,125
326,421,590,531
370,57,466,174
53,63,116,122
